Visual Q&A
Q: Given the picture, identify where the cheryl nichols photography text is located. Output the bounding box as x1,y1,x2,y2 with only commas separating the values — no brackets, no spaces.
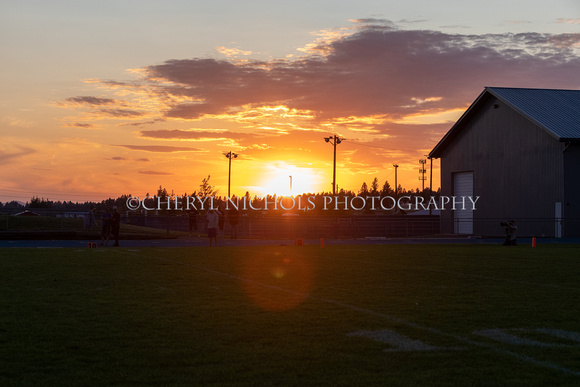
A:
126,195,480,212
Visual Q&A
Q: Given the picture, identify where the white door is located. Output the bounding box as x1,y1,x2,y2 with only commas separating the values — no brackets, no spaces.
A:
555,202,562,238
453,172,473,234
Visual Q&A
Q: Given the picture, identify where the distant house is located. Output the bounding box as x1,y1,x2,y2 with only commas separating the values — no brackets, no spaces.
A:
429,87,580,237
14,210,40,217
55,212,87,219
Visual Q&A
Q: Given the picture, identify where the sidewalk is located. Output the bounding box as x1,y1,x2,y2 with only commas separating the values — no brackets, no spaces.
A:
3,236,574,248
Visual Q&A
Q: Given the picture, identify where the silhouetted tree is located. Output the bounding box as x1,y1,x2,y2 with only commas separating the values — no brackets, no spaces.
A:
396,184,404,197
381,180,393,196
199,175,218,198
157,185,169,201
28,196,52,208
370,177,379,195
3,201,23,209
359,182,369,196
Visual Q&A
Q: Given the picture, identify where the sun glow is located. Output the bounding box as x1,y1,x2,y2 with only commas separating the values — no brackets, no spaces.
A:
256,163,324,196
393,107,465,125
239,251,315,312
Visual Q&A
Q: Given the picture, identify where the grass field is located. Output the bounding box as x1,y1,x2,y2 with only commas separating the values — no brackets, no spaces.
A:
0,214,186,238
1,244,579,386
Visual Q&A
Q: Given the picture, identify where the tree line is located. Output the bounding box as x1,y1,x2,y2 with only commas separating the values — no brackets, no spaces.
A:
1,175,439,215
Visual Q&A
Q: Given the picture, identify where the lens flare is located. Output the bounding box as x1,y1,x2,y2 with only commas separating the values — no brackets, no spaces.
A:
239,251,315,311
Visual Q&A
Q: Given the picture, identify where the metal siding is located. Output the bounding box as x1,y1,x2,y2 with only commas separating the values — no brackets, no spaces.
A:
563,144,580,236
438,95,565,237
431,88,580,160
486,87,580,140
453,172,473,234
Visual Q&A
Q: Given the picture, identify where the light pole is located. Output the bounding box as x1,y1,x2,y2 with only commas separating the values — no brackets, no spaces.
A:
324,135,343,195
393,164,399,198
428,156,433,194
419,159,427,192
289,175,292,194
224,151,238,198
428,156,433,215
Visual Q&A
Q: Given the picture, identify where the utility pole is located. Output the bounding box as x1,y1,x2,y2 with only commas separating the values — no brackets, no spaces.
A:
324,135,343,195
419,159,427,192
428,156,434,216
393,164,399,198
429,157,433,194
224,151,238,198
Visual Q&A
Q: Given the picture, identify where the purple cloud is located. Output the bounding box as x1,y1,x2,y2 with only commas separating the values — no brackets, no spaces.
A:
138,170,173,175
132,26,578,122
64,96,118,106
99,109,145,118
138,129,260,141
66,22,578,151
0,145,36,163
115,145,203,152
66,122,97,129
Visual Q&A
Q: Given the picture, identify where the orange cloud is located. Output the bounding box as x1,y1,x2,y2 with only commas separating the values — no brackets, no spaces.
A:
62,96,120,106
65,123,99,129
54,21,577,196
138,170,173,175
63,25,579,133
115,145,204,153
216,46,254,57
556,18,580,24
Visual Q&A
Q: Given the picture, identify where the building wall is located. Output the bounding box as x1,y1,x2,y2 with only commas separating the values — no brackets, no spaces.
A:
563,144,580,237
439,94,565,237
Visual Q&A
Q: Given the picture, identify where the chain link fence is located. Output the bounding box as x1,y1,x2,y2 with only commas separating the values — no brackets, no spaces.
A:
3,209,577,239
127,214,440,239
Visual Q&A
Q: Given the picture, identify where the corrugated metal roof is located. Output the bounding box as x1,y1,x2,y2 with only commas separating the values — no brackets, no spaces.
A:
486,87,580,141
429,87,580,158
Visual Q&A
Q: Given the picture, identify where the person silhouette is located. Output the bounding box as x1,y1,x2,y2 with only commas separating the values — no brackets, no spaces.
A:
206,208,219,247
111,206,121,246
100,207,112,246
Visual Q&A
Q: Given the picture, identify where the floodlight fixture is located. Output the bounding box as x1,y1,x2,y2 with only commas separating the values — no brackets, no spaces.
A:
224,151,239,198
323,135,344,196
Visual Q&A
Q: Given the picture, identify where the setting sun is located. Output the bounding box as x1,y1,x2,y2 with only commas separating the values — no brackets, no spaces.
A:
1,3,575,204
256,163,325,197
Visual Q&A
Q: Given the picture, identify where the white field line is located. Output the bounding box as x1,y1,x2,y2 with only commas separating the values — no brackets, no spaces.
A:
116,249,580,377
474,329,580,347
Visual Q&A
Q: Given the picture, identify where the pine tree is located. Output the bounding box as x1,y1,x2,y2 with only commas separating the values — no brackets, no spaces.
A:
199,175,219,198
381,180,393,196
157,185,169,200
359,182,369,196
370,177,379,195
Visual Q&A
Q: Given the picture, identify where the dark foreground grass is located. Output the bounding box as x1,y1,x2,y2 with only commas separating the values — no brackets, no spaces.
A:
0,214,187,238
1,244,579,386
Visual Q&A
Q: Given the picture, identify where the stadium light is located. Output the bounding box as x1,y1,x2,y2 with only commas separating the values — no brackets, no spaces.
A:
323,135,343,196
224,151,238,198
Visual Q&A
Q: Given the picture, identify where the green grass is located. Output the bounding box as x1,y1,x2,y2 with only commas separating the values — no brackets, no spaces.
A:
0,215,186,238
1,244,579,386
0,215,85,231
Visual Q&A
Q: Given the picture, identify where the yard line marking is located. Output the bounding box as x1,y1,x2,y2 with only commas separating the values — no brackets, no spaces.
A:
348,329,456,352
536,328,580,343
115,250,580,377
474,328,580,348
306,292,580,377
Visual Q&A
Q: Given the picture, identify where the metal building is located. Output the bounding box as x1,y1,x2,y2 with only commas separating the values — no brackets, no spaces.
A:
429,87,580,237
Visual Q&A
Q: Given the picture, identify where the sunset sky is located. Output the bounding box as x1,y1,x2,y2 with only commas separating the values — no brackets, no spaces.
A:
1,0,579,203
